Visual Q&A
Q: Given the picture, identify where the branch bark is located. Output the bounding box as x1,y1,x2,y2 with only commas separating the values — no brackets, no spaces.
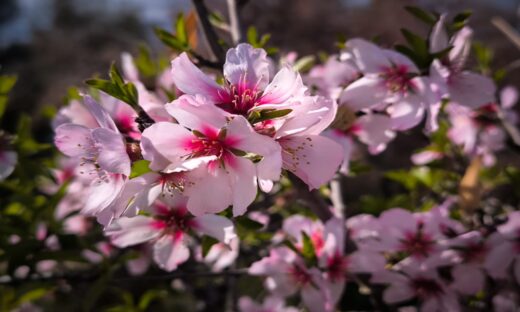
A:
288,173,333,222
192,0,225,64
227,0,242,45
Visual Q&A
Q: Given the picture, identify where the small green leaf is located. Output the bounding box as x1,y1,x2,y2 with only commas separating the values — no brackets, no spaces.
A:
247,26,258,46
405,6,437,25
293,55,316,73
130,160,151,178
154,28,188,51
236,216,263,231
249,109,292,124
176,13,188,44
301,232,317,266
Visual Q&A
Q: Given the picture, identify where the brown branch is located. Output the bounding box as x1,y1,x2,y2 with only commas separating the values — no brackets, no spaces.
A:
192,0,226,64
288,172,333,222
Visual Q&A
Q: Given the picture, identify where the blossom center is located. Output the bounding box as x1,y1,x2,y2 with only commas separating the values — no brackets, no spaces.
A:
411,278,444,299
217,84,262,115
288,264,312,286
327,252,348,282
399,230,435,258
381,65,415,94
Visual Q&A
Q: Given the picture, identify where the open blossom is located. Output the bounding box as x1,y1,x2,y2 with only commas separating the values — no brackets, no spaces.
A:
54,95,131,224
141,95,282,216
273,96,343,189
429,15,496,109
339,39,436,131
371,264,460,311
106,196,236,271
305,54,360,100
171,43,307,116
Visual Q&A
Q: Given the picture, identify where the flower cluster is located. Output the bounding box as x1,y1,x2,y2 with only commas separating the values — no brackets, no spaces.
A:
52,43,343,270
306,17,497,173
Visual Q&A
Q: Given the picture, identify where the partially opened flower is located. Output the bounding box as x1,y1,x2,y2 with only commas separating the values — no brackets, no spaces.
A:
429,15,496,109
106,196,236,271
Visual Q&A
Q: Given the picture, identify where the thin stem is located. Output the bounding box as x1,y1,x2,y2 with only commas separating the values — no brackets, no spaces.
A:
192,0,225,64
330,174,347,217
288,172,333,222
227,0,242,44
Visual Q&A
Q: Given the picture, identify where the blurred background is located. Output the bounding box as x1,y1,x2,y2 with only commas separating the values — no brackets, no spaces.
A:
1,0,520,121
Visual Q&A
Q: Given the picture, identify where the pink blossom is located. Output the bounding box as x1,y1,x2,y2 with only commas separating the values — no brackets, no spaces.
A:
429,16,496,109
54,95,131,224
141,95,282,216
339,39,436,131
306,54,360,100
200,237,240,272
274,96,343,189
0,149,16,181
371,264,460,311
171,43,307,116
105,196,236,271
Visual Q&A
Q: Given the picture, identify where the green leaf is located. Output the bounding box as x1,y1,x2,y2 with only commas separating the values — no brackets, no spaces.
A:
201,236,219,257
249,109,292,124
401,29,429,59
17,288,49,305
293,55,316,73
135,45,157,77
130,160,151,178
176,13,188,44
154,28,188,51
236,216,263,231
0,75,17,121
405,6,437,25
301,232,317,266
86,64,139,107
452,10,472,30
247,26,258,47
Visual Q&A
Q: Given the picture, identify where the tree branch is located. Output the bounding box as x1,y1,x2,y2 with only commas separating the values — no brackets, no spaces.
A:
226,0,242,45
192,0,226,64
288,173,333,222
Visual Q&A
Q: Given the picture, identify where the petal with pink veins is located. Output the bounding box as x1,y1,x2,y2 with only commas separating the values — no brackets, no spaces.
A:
344,39,392,74
91,128,131,176
260,66,306,105
140,122,194,168
83,173,126,217
224,43,270,91
280,135,343,190
166,95,228,130
105,216,160,247
171,53,223,102
193,214,236,244
82,95,118,132
449,72,496,109
153,234,190,272
339,77,387,111
54,124,96,158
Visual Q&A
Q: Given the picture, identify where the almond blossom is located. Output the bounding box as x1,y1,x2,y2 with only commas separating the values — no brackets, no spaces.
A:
54,95,131,224
429,15,496,109
106,196,236,271
339,39,437,131
140,94,282,216
171,43,307,116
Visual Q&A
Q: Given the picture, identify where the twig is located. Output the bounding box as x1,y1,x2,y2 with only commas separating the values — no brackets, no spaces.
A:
0,268,248,285
492,17,520,52
227,0,242,44
192,0,226,64
330,174,347,217
288,172,333,222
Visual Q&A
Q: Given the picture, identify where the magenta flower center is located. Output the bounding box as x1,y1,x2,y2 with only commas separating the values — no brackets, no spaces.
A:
411,278,444,299
151,203,193,235
217,84,262,115
381,65,415,94
399,230,435,258
288,264,312,286
327,252,348,282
